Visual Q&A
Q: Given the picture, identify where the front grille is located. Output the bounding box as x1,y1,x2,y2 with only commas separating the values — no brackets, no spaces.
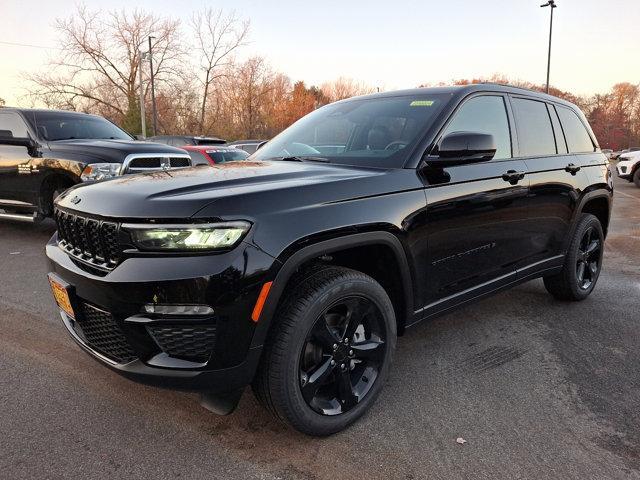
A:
54,208,120,270
124,155,191,173
147,325,216,363
75,303,137,364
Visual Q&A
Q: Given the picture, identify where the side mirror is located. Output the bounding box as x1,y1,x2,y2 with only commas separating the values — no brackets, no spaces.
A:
426,131,496,167
0,134,36,149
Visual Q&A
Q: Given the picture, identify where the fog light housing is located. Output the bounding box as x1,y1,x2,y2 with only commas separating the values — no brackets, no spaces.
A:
143,304,214,316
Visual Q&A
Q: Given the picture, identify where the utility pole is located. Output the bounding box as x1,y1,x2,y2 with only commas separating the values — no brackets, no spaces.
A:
540,0,557,94
138,52,147,138
148,36,158,136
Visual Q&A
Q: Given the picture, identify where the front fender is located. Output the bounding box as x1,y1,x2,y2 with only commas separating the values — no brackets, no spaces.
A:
249,231,414,349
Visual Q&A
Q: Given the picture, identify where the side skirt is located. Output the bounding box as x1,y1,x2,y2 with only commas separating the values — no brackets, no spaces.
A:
406,255,564,328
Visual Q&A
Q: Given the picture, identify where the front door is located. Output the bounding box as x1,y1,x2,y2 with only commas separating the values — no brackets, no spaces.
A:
0,112,36,206
419,94,532,315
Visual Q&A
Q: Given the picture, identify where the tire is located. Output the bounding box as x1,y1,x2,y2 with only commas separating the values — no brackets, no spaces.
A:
252,266,397,436
543,213,604,301
633,168,640,188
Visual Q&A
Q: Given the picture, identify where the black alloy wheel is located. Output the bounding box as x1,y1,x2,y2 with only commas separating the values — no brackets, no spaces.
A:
252,266,396,436
299,296,386,415
576,226,601,290
543,213,604,301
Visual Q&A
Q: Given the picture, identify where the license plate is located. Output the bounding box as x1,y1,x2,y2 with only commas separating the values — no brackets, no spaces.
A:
48,274,75,319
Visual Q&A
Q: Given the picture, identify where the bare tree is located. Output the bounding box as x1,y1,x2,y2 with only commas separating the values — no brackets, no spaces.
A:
321,77,375,103
25,6,184,133
191,8,249,133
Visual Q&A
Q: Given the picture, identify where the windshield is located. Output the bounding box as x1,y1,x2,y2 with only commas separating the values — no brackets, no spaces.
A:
253,94,449,167
28,112,132,141
209,149,249,163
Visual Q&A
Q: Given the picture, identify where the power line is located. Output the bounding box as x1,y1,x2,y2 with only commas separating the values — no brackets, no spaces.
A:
0,40,60,50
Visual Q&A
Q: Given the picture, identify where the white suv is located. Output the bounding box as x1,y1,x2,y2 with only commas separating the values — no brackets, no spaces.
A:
616,151,640,187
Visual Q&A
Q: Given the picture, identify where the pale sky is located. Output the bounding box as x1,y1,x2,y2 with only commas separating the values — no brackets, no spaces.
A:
1,0,639,106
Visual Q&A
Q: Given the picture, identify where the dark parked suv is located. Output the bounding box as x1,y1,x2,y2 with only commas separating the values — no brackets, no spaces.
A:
46,84,612,435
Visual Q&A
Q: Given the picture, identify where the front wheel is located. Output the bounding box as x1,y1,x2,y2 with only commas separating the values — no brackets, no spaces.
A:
543,213,604,301
633,168,640,188
252,266,396,436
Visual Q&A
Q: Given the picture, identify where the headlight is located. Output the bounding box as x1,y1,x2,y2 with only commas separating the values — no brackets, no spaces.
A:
81,163,123,181
124,221,250,251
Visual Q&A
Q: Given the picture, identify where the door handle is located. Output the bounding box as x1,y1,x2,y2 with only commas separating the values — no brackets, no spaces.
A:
565,163,581,175
502,170,526,185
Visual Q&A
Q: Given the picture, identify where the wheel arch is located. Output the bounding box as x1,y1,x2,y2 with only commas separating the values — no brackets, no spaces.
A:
563,190,611,254
38,170,79,216
579,192,611,238
250,231,414,349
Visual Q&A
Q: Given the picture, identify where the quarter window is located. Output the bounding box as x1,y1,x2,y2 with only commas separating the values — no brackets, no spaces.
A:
548,105,568,154
556,106,595,153
441,96,512,159
512,98,556,156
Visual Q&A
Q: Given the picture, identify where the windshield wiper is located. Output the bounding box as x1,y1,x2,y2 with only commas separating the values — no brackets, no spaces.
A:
267,156,330,163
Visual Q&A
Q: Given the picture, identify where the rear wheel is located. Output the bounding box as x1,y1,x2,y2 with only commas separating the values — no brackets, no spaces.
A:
252,266,396,436
543,214,604,301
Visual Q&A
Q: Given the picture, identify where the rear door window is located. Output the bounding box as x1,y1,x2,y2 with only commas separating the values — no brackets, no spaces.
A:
0,113,29,138
511,98,556,156
556,106,595,153
441,95,512,159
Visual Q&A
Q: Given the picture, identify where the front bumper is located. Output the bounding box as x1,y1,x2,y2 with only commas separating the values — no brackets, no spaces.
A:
616,161,635,179
47,234,278,393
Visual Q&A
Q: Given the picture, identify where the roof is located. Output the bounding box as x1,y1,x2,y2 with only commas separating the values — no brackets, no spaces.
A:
182,145,237,152
343,83,578,109
2,107,100,116
150,134,226,141
226,139,266,145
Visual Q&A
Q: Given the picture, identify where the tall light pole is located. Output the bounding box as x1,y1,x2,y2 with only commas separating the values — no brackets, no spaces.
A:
148,36,158,136
540,0,557,94
138,51,147,138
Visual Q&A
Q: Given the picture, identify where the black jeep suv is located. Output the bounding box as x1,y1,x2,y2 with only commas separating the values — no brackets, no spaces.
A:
0,108,190,221
46,85,612,436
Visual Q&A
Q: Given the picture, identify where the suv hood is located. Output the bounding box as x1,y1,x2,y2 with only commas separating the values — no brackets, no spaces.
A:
48,139,187,163
56,161,393,218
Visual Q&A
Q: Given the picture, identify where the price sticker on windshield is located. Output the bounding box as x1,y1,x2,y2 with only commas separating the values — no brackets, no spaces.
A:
410,100,434,107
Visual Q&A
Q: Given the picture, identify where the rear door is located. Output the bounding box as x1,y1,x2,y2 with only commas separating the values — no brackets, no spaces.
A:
510,96,589,275
421,93,531,313
555,104,607,189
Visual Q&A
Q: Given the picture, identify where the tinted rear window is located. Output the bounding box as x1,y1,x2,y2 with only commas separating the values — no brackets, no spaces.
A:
512,98,556,156
556,107,595,153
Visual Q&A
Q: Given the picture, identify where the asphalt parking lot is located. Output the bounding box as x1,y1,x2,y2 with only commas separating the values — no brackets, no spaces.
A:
1,173,639,480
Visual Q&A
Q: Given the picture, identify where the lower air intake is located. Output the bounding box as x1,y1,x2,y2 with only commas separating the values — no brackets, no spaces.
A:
76,303,137,364
146,325,216,363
